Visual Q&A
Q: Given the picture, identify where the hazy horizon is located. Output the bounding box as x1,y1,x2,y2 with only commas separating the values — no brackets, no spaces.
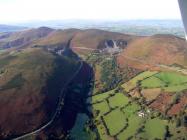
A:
0,19,184,38
0,0,182,24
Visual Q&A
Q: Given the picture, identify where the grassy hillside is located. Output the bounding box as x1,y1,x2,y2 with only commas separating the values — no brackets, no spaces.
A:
0,28,136,55
0,47,80,139
117,34,187,70
0,27,53,49
35,28,81,46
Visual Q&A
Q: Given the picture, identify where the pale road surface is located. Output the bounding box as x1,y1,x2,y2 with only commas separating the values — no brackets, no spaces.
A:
13,61,83,140
72,47,96,51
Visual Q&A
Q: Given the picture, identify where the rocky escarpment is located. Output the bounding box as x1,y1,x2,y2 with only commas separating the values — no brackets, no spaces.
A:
97,39,128,54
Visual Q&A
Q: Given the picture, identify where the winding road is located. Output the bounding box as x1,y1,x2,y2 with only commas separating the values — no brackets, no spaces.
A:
13,46,187,139
13,61,83,140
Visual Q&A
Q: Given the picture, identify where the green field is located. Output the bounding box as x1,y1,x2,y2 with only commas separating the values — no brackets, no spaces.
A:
140,71,187,92
122,71,158,92
92,101,110,116
163,83,187,92
108,93,129,108
122,103,141,117
117,115,144,140
155,72,187,85
139,118,166,140
96,122,109,140
141,76,166,88
89,72,187,140
89,90,144,139
103,109,127,136
90,90,168,140
87,90,115,104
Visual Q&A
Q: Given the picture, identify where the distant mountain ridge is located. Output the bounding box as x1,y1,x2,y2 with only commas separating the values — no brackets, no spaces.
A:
0,24,26,32
0,27,135,50
2,19,185,37
1,27,186,69
0,27,54,49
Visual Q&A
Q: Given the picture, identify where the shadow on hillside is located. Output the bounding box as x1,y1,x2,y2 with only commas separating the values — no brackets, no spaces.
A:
38,48,94,139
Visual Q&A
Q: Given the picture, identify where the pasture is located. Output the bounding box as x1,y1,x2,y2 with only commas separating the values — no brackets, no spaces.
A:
108,93,129,108
103,109,127,136
122,71,158,92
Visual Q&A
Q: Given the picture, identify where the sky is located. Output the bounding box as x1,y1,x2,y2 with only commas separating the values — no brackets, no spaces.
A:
0,0,182,24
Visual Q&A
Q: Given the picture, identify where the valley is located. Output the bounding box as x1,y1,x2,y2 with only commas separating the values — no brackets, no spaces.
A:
86,52,187,140
0,27,186,140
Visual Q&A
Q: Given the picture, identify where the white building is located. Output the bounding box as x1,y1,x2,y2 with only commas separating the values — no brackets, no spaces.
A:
138,111,146,117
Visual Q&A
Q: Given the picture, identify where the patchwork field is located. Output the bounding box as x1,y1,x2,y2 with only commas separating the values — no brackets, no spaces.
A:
87,90,115,104
117,115,144,140
121,71,158,92
141,71,187,92
122,71,187,99
88,87,184,140
87,69,187,140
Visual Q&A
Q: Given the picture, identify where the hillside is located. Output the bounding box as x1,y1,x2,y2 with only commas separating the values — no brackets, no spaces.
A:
0,27,53,49
0,28,187,139
117,34,187,70
0,47,80,139
0,28,136,53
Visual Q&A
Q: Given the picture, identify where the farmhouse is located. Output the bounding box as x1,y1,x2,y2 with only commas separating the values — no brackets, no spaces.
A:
138,111,146,117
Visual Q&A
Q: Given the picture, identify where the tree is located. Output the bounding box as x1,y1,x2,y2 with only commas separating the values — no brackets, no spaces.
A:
182,116,187,127
176,118,181,127
164,125,172,139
